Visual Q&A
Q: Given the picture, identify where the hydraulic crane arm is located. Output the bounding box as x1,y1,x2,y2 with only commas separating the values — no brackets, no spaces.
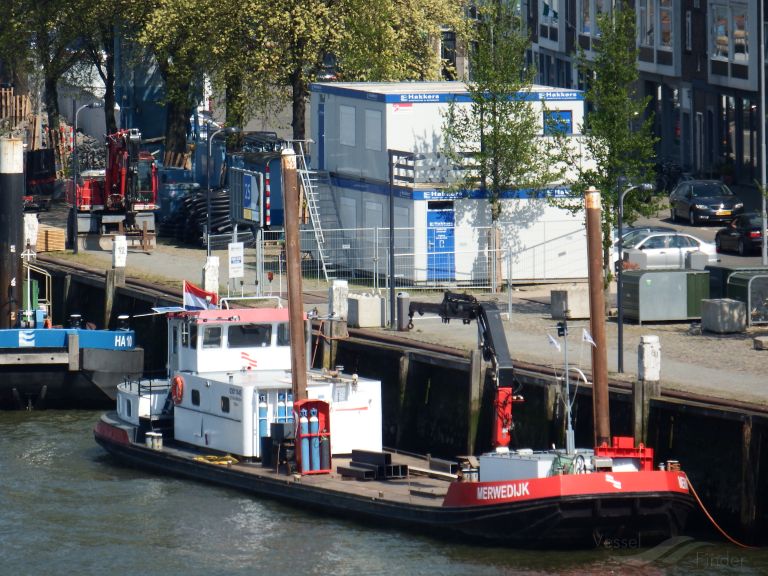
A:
408,291,515,389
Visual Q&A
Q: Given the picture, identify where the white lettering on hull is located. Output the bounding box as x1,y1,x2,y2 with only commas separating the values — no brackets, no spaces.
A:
476,482,530,501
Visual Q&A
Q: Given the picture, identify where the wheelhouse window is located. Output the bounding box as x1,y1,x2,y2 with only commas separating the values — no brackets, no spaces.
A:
189,326,198,350
191,389,200,406
202,326,222,349
277,322,291,346
228,324,272,348
221,396,230,413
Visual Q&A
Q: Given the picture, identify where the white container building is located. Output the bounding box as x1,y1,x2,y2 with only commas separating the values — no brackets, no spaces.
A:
309,82,592,282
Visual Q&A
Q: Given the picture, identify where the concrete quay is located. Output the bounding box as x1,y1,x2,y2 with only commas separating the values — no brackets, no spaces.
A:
36,203,768,410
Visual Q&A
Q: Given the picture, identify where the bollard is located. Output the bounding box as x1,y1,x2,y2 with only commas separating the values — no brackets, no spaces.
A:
634,335,661,445
396,292,410,331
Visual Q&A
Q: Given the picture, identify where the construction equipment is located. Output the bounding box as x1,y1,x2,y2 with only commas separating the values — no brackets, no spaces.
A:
67,128,158,236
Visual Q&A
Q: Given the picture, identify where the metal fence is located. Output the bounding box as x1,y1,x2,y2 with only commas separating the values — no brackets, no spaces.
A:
254,221,585,296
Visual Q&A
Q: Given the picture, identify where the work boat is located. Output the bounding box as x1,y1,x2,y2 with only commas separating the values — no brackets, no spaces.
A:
0,259,142,409
94,295,695,547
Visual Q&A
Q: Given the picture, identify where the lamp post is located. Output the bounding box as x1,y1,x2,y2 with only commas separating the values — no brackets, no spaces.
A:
388,150,423,328
206,125,240,255
71,100,104,253
760,4,767,265
617,182,654,373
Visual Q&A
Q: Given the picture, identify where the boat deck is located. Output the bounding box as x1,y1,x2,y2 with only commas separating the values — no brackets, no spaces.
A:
160,440,454,507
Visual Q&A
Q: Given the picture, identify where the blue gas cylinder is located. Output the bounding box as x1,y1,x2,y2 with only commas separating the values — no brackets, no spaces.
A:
277,393,287,422
309,408,320,471
258,394,268,439
299,408,309,473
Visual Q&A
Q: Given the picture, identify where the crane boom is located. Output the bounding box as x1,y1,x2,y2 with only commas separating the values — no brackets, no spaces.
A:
407,291,521,449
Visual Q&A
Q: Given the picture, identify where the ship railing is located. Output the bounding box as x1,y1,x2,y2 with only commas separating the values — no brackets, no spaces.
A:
220,296,284,309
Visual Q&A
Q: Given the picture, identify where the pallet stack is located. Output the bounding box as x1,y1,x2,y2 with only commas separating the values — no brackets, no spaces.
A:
163,150,192,170
0,87,31,128
36,224,67,252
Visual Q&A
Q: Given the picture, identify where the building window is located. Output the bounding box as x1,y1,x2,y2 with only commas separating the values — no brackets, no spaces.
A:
638,0,673,51
441,29,457,80
711,3,748,63
579,0,608,37
339,105,355,147
365,109,382,151
541,0,559,26
659,0,672,48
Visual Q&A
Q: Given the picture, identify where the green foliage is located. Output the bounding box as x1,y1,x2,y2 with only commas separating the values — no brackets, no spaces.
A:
573,4,657,273
442,0,569,222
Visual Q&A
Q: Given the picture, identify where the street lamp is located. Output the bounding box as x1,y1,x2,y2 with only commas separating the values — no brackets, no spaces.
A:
388,150,424,329
71,100,104,253
617,182,654,373
206,125,240,255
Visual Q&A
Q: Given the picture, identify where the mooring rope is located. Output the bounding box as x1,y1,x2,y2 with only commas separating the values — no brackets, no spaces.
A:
685,473,756,549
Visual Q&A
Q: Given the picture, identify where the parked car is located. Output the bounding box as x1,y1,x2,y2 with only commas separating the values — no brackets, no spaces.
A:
715,212,764,256
618,230,718,270
669,180,744,225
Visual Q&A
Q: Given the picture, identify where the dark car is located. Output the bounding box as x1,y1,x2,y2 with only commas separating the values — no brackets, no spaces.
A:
715,213,764,256
669,180,744,225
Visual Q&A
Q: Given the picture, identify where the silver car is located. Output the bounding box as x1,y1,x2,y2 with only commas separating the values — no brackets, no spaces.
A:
619,231,718,270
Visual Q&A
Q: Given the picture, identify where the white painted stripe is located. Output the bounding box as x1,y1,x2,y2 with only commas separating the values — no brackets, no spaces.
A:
0,138,24,174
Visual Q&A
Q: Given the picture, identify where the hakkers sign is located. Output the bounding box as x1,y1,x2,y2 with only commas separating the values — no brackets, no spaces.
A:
476,482,530,501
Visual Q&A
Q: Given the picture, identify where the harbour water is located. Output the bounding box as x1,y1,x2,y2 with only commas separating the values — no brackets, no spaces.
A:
2,411,766,576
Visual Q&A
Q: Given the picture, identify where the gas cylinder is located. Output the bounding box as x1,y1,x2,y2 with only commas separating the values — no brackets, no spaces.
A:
258,394,268,439
277,392,287,423
319,433,330,470
309,408,320,471
299,408,309,473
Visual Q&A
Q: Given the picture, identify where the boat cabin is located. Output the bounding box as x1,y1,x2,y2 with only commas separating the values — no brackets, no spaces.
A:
167,308,296,374
173,369,382,459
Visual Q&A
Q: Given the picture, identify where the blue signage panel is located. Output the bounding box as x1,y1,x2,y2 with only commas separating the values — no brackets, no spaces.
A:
427,209,455,281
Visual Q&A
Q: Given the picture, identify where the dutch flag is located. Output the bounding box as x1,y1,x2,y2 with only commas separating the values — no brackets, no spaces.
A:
183,281,218,310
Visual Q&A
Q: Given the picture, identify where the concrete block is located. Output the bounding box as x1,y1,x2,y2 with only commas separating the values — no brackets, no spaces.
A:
347,293,383,328
701,298,747,334
753,336,768,350
551,289,590,319
685,251,708,270
328,280,349,319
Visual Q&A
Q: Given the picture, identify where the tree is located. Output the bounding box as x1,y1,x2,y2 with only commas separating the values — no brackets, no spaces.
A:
202,0,466,141
14,0,88,128
442,0,569,222
572,5,656,283
138,0,214,155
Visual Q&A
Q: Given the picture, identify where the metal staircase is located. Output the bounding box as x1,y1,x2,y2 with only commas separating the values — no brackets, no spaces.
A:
293,140,336,282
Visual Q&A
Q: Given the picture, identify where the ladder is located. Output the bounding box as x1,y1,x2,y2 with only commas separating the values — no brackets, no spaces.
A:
293,141,335,282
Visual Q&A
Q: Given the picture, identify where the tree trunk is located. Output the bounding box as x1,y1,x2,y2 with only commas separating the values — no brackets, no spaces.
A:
290,69,306,141
165,97,191,155
102,29,118,135
225,74,245,148
43,74,60,129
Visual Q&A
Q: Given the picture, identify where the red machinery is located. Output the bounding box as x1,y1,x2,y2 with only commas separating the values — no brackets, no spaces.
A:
67,128,158,235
